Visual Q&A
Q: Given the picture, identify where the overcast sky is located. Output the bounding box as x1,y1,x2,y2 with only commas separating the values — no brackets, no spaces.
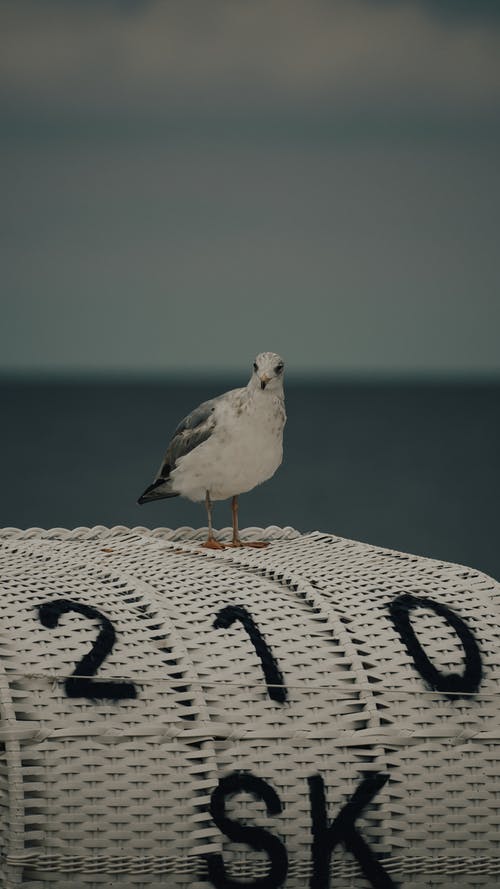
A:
1,0,499,376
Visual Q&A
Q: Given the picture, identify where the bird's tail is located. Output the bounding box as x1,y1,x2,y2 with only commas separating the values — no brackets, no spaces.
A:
137,478,179,505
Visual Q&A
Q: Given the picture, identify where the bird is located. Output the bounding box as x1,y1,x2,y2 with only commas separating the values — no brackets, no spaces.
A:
137,352,286,549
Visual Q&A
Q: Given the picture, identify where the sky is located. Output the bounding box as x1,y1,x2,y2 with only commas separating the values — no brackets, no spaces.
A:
1,0,499,377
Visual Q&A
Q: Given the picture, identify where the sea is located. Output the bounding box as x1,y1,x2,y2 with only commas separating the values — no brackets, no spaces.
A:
1,378,499,581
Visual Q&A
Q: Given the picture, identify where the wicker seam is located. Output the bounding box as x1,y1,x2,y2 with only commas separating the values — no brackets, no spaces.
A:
3,852,500,877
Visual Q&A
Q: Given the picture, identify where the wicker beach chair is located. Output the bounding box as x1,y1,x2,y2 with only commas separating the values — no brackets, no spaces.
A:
0,525,499,888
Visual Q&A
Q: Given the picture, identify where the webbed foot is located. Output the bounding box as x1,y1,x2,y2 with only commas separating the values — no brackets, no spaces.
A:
226,540,269,548
201,538,226,550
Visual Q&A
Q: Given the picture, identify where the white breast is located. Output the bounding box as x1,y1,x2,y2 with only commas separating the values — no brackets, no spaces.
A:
171,391,286,502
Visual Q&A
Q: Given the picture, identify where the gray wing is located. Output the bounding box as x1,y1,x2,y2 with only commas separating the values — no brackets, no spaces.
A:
158,398,218,478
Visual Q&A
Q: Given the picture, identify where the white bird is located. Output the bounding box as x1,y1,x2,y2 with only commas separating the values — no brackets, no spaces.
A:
138,352,286,549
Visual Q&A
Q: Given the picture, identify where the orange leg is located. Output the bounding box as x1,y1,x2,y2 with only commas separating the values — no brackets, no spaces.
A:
201,490,225,549
227,495,269,548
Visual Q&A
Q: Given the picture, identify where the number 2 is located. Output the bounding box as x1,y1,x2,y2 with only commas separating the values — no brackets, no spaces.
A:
37,598,137,701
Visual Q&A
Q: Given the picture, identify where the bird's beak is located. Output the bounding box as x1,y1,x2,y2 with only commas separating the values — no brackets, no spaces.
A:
260,373,271,390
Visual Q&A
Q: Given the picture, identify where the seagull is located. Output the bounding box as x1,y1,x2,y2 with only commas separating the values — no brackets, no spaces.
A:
137,352,286,549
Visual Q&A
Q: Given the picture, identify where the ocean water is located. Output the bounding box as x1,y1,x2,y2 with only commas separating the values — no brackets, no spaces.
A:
1,379,499,580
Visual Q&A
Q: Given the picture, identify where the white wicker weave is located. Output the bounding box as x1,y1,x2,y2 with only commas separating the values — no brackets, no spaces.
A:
0,525,499,889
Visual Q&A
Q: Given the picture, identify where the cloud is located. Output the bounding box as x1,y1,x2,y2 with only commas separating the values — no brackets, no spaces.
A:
1,0,500,119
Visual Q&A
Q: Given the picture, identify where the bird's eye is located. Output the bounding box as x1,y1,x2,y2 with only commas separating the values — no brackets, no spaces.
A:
253,362,258,372
275,363,284,374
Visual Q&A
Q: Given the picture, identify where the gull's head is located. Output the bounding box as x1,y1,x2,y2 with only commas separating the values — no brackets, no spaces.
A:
250,352,285,392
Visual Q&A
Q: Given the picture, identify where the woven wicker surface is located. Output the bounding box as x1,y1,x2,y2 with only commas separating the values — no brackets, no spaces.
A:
0,524,499,889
